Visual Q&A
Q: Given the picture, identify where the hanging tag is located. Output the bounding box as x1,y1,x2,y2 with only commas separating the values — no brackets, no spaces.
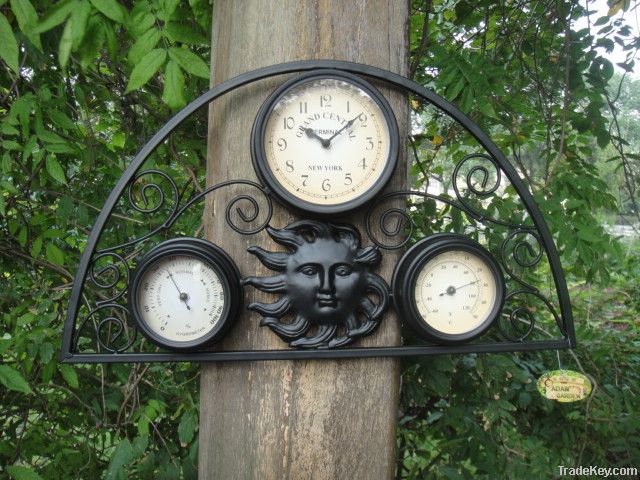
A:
537,370,592,402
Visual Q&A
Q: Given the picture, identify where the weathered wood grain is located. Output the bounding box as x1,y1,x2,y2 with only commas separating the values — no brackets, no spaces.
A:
199,1,408,478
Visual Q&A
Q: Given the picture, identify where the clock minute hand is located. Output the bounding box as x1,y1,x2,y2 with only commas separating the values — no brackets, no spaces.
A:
326,114,360,146
166,270,191,310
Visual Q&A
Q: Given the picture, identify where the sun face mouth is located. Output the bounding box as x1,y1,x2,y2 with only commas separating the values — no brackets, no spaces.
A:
316,294,338,308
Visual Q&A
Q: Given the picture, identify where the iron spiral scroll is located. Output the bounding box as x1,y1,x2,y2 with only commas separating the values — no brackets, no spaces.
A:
61,60,575,363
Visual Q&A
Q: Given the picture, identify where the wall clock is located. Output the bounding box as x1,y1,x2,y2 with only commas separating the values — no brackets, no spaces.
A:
128,237,241,351
392,233,505,344
251,69,399,215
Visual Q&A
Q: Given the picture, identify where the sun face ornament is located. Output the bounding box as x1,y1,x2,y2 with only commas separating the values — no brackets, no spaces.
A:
241,220,390,348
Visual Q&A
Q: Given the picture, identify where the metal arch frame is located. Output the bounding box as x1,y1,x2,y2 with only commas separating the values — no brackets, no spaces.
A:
60,59,575,363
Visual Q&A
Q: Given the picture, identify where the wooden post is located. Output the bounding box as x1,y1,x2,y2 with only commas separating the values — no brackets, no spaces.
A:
199,1,408,478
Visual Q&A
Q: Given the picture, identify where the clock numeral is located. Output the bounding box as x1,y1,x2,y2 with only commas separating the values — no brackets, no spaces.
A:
320,94,332,108
349,131,356,140
344,173,352,185
299,102,307,114
276,138,287,151
365,137,374,150
144,305,150,312
285,160,294,173
283,116,295,130
358,158,367,170
346,100,350,113
301,174,309,187
322,178,331,191
358,113,368,127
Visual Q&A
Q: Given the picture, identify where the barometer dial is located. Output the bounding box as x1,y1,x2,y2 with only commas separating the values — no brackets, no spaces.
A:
129,238,241,350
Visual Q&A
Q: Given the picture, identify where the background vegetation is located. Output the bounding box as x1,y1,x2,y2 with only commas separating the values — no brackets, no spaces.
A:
1,0,638,478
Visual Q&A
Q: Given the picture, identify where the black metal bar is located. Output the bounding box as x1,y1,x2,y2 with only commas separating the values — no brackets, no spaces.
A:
61,339,571,364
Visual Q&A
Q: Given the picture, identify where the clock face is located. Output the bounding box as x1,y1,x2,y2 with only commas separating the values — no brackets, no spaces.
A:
129,238,240,350
393,234,505,344
252,70,398,215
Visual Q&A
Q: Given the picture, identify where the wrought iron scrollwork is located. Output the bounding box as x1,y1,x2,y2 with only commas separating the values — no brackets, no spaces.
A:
75,304,136,353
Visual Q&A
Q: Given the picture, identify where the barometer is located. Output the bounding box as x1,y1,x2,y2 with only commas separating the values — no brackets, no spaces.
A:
128,238,241,350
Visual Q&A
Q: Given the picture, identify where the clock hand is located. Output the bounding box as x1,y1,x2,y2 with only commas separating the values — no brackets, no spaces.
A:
325,114,360,145
438,280,479,296
166,270,191,310
303,128,330,148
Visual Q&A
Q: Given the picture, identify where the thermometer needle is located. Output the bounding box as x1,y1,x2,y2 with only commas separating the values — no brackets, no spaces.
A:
166,270,191,310
439,280,479,296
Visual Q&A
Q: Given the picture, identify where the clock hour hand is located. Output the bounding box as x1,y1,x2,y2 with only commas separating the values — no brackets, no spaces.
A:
325,114,360,146
166,269,191,310
438,280,479,297
303,128,330,148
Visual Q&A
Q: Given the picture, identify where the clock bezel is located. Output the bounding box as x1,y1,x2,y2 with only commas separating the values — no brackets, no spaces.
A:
128,237,241,351
250,69,399,216
392,233,505,345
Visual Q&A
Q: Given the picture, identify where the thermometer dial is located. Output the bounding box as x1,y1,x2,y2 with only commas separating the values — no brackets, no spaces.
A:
393,234,505,344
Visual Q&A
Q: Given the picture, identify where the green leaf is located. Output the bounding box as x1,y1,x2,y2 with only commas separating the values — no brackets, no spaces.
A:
45,242,65,265
6,466,43,480
105,439,133,480
89,0,127,24
10,0,41,49
0,365,32,394
128,28,161,65
163,22,208,45
69,0,92,48
59,364,79,388
58,19,73,68
31,0,76,35
178,410,198,446
0,13,19,73
168,47,209,78
45,156,68,185
125,49,167,93
162,60,186,109
39,343,54,363
0,195,5,217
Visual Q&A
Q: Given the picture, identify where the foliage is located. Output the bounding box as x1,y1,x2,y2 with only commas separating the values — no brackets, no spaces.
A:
1,1,209,478
0,0,638,479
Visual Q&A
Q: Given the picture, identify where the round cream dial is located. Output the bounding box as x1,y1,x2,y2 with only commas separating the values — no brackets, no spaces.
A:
414,250,498,335
136,254,226,343
261,76,393,206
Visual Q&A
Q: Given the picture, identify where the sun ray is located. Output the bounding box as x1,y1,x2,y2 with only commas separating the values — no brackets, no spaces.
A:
247,246,288,271
247,296,291,317
241,274,286,293
261,314,309,340
290,324,337,348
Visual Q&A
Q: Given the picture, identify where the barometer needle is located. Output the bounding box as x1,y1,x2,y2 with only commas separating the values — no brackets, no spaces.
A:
166,270,191,310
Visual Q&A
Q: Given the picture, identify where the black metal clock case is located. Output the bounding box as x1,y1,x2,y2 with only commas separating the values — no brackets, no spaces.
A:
392,233,506,345
128,237,242,351
250,69,400,216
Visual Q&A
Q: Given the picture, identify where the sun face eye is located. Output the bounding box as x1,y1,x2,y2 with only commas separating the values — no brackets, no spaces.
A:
334,264,353,277
298,264,319,276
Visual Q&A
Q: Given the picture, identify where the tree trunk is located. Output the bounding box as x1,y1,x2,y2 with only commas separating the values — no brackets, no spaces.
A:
199,1,408,478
